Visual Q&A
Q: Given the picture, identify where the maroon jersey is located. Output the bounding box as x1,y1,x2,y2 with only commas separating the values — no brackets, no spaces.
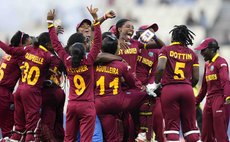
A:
0,42,54,89
49,24,102,102
136,49,158,85
159,42,199,86
196,54,230,103
117,39,143,73
47,55,63,86
94,60,137,96
0,54,21,90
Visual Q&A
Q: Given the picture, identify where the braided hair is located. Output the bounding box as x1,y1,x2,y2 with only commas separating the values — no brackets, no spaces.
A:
169,25,195,46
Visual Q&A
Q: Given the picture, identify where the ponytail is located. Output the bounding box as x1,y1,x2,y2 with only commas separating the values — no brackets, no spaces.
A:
69,42,85,68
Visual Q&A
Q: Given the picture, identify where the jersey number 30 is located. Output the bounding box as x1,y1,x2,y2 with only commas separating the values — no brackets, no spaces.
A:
21,62,40,85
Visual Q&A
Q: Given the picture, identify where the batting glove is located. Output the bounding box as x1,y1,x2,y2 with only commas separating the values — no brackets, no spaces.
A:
146,82,160,97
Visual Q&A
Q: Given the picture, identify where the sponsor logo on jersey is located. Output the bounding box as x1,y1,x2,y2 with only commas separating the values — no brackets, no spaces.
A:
210,65,214,71
206,74,217,81
148,52,154,57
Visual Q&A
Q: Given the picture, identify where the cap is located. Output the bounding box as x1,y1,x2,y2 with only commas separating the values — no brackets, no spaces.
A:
76,19,92,31
195,37,218,50
138,23,159,32
109,25,117,35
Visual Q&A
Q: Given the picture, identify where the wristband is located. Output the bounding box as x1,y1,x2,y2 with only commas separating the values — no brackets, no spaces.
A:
48,24,54,28
47,20,54,24
93,21,100,26
226,96,230,101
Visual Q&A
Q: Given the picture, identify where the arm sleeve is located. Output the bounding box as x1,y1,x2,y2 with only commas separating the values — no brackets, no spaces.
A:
147,55,158,84
0,41,26,56
85,24,102,64
218,60,230,98
122,64,138,88
158,46,167,59
193,53,199,67
196,68,207,104
48,26,69,63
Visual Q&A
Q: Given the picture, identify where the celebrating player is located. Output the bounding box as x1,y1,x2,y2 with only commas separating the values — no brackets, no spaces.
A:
47,6,111,141
0,31,55,141
134,24,165,142
147,25,200,141
0,31,31,138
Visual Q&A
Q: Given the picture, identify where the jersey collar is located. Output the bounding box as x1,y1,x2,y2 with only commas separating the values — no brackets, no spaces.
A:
39,45,48,52
170,42,182,46
211,53,219,62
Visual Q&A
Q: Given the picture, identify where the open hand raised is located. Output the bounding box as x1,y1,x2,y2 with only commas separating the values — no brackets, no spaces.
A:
47,9,55,21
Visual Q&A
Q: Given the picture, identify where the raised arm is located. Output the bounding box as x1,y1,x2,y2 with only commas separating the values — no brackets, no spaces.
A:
122,64,138,88
138,32,165,49
47,9,69,62
0,41,26,56
97,10,116,25
86,5,116,64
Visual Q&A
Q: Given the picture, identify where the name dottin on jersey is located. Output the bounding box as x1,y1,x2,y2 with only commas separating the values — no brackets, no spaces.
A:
169,51,192,60
96,65,119,75
25,53,44,65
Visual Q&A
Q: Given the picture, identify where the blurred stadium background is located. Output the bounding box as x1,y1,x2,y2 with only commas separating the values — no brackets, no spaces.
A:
0,0,229,141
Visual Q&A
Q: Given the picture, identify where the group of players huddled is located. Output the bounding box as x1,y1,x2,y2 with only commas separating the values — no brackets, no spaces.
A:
0,5,230,142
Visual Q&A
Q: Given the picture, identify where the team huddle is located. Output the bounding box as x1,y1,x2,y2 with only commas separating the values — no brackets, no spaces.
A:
0,5,230,142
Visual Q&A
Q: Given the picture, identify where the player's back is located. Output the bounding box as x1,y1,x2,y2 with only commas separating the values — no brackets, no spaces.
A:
159,44,199,86
0,55,21,90
19,45,52,89
94,60,136,96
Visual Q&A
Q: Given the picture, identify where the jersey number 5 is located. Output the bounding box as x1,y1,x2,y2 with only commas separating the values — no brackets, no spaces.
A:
174,62,185,80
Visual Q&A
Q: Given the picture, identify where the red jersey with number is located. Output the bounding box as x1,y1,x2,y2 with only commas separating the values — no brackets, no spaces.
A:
0,55,21,91
136,49,159,85
49,24,102,102
94,60,137,97
159,43,199,86
196,54,230,103
0,42,54,89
